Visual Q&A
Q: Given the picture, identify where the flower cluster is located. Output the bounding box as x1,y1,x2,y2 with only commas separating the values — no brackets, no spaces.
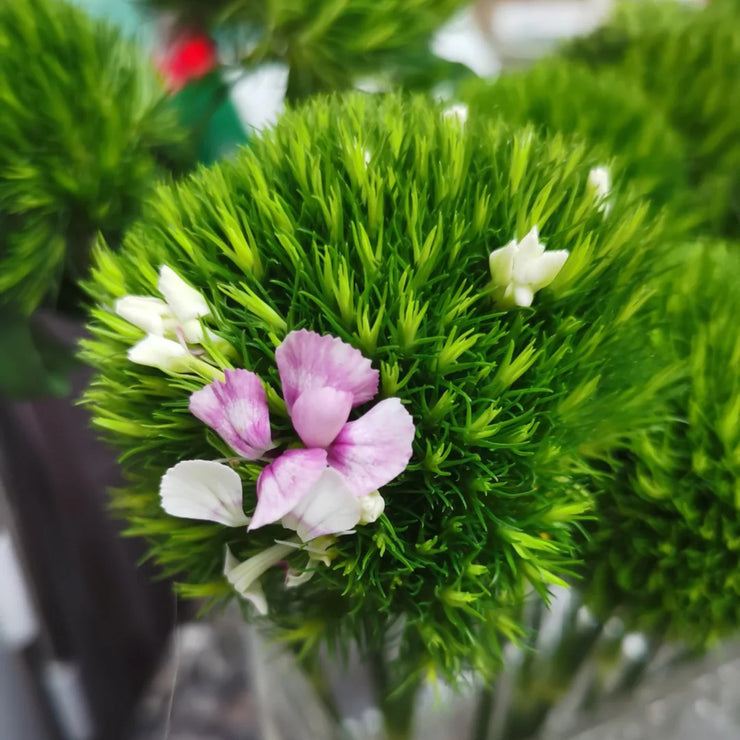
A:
82,94,665,677
116,268,415,613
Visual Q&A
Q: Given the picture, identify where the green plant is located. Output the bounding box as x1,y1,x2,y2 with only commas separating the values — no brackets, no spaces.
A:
563,0,740,237
144,0,471,99
0,0,185,317
81,93,670,690
583,241,740,644
461,59,689,224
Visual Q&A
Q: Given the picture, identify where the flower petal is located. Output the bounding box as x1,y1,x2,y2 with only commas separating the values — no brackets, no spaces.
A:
443,103,468,124
275,330,379,412
327,398,415,497
250,449,328,530
115,296,169,335
189,369,273,459
160,460,249,526
517,226,544,261
128,335,191,372
513,285,534,307
224,543,293,615
158,265,210,322
281,468,362,542
291,387,353,448
521,251,570,290
489,242,516,286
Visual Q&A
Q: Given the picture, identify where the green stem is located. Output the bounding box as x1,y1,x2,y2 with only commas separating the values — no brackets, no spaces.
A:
301,652,344,730
368,650,420,740
471,684,495,740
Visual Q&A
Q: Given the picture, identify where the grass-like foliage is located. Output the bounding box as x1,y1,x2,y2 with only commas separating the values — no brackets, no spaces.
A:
144,0,470,99
461,59,689,223
563,0,740,237
0,0,185,315
82,93,670,680
583,242,740,644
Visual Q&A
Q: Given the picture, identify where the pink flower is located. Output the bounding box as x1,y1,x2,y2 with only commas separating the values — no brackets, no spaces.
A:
188,330,415,541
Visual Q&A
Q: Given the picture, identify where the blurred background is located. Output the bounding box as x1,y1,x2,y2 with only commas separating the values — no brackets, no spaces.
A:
2,0,736,739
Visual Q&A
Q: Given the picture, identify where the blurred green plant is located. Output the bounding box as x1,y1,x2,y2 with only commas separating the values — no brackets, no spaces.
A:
584,241,740,645
0,0,186,319
461,59,690,228
81,93,672,700
144,0,472,99
563,0,740,237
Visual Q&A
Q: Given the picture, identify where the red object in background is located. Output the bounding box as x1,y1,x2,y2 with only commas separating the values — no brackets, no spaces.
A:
158,32,218,92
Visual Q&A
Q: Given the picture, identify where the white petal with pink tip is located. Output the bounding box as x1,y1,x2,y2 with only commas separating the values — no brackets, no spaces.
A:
251,449,328,530
281,468,362,542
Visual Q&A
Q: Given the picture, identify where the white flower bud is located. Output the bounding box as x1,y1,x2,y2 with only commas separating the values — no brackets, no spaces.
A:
489,226,569,308
588,166,612,214
358,491,385,525
443,103,468,125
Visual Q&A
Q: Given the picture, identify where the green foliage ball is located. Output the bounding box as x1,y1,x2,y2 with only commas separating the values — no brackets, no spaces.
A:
82,93,667,678
144,0,469,98
583,241,740,644
563,0,740,237
0,0,185,315
461,59,689,221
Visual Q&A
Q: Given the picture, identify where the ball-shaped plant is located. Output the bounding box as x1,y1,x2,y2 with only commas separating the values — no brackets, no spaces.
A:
0,0,185,316
583,241,740,644
144,0,469,99
461,59,689,222
82,93,668,681
563,0,740,237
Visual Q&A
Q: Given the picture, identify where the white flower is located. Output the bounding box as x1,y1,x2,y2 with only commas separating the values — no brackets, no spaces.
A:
443,103,468,125
224,544,294,615
489,226,569,308
588,166,612,214
158,265,210,323
115,265,211,345
358,491,385,525
127,335,192,372
115,296,170,336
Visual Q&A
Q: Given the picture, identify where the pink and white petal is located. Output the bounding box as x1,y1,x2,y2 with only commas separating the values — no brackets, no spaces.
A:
523,250,570,289
216,370,273,451
189,370,272,459
224,543,293,614
281,468,362,542
160,460,249,526
250,449,328,530
291,387,353,448
275,330,379,412
327,398,415,497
